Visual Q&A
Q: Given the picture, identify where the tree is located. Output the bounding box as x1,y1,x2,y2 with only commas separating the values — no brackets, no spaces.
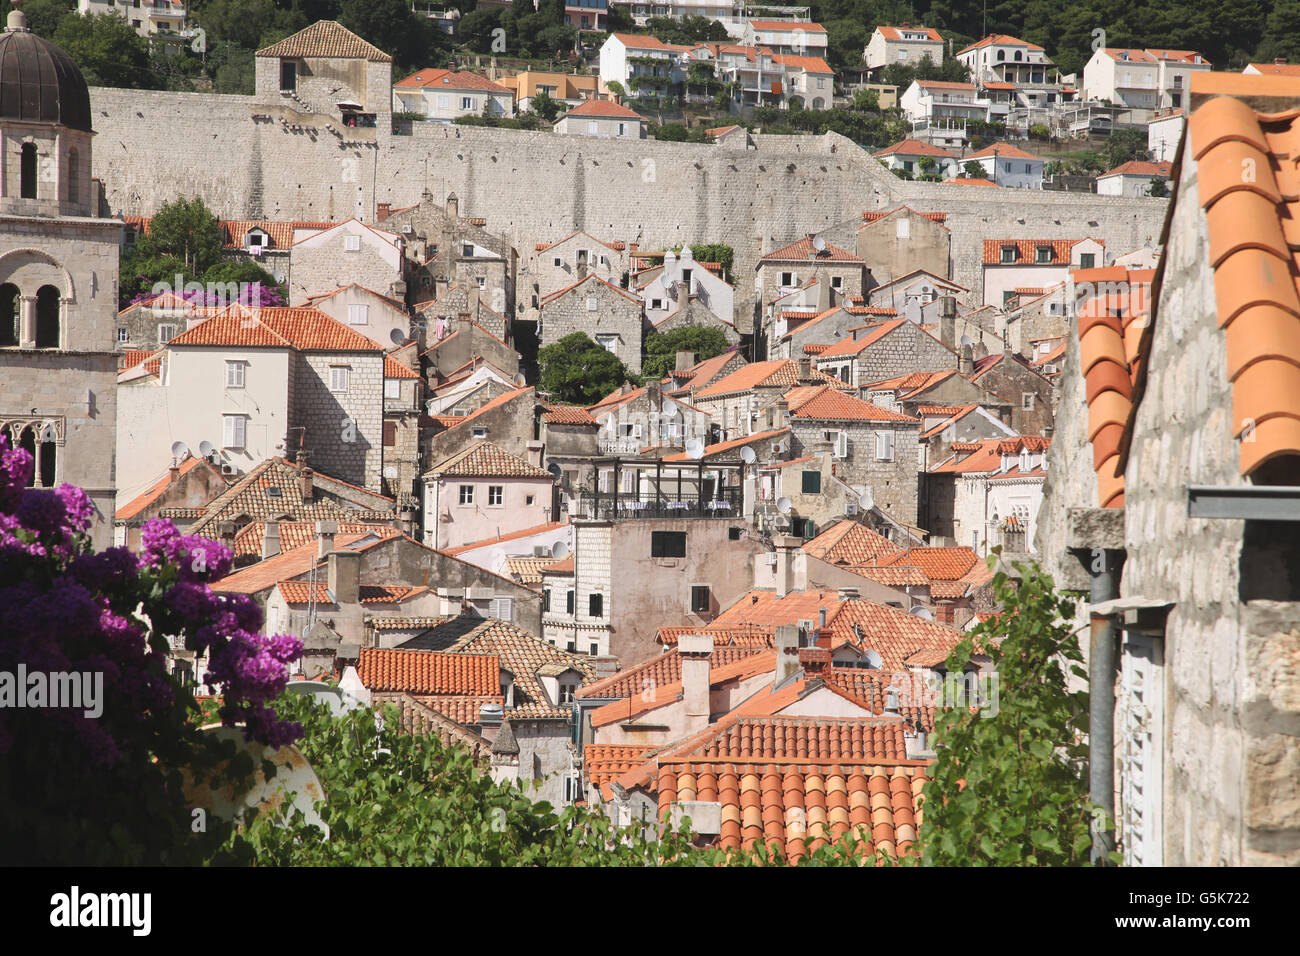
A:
852,87,880,111
529,90,563,123
606,80,626,98
137,197,225,277
642,326,730,380
1104,127,1149,169
339,0,431,70
53,13,154,89
654,122,690,141
605,3,634,31
539,332,633,405
921,555,1109,866
675,242,734,280
6,0,75,38
202,260,286,306
0,439,302,865
1148,177,1169,198
964,160,983,179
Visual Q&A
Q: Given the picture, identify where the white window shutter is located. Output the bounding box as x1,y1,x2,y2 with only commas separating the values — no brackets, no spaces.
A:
836,432,849,459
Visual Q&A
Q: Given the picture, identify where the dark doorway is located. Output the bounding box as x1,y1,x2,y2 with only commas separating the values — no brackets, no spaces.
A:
280,60,296,91
20,143,36,199
35,285,59,349
0,284,18,347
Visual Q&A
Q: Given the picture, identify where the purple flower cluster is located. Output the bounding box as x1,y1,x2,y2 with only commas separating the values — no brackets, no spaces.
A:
0,435,302,763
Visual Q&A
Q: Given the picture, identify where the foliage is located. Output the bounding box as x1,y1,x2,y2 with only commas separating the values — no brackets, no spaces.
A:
751,105,908,147
529,90,563,122
538,332,635,405
675,242,734,279
1028,123,1051,140
120,254,196,308
201,260,287,306
642,326,731,379
878,53,971,92
339,0,437,70
1103,127,1149,169
52,13,152,88
921,554,1110,866
0,439,301,865
652,121,707,142
137,196,226,276
644,14,728,44
852,87,881,111
1148,176,1169,198
964,160,983,178
606,80,626,98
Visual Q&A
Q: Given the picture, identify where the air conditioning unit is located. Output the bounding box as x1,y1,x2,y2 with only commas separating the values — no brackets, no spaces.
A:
533,545,550,557
221,463,237,476
401,225,413,234
1043,364,1059,374
845,501,859,516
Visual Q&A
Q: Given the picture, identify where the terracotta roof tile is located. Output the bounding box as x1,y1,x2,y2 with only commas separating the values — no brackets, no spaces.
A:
168,306,382,352
357,647,497,695
114,456,210,521
561,98,644,120
232,520,401,559
801,519,901,566
395,68,511,93
983,238,1099,265
661,427,790,461
784,384,918,422
542,404,598,424
873,139,958,159
761,237,863,263
426,440,553,479
578,644,771,701
585,745,655,798
683,715,907,761
384,354,419,379
256,20,391,61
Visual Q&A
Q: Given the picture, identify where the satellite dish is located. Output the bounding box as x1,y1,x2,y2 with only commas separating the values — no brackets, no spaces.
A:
170,440,190,460
198,440,216,459
488,549,509,576
862,648,884,670
661,397,678,418
812,235,827,252
685,437,706,460
551,540,570,560
959,334,974,346
910,606,935,620
285,680,364,717
740,445,757,464
389,327,407,346
776,496,792,515
513,372,527,387
547,462,562,478
859,486,874,511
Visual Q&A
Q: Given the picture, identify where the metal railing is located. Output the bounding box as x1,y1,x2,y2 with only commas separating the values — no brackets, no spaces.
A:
588,486,744,521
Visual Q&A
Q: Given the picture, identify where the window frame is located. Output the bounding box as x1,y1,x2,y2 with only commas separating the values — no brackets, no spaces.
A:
487,484,505,507
650,530,687,558
225,360,245,389
690,585,711,613
458,484,475,505
329,365,350,393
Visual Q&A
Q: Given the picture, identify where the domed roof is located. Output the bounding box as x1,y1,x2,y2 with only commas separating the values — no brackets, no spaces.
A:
0,12,92,133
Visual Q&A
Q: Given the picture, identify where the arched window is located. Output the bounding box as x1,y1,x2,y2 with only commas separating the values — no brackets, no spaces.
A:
0,284,18,347
35,285,60,349
996,50,1005,62
39,438,56,488
16,426,35,486
67,149,78,204
1014,51,1023,62
20,143,37,199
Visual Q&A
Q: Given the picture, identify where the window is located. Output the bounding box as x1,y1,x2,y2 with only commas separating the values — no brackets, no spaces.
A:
586,296,599,311
384,378,400,399
1004,162,1012,173
381,421,396,447
67,149,78,204
567,641,576,652
1022,392,1036,410
681,268,693,285
588,121,598,135
222,414,246,449
651,298,663,310
588,593,603,617
617,123,626,135
471,427,487,438
553,256,563,267
1003,290,1017,306
801,470,821,494
1036,246,1051,263
728,526,742,541
589,644,598,655
596,334,617,353
896,218,911,239
875,430,895,461
780,272,793,286
566,590,575,614
343,235,361,252
117,327,129,343
461,96,474,110
475,276,485,289
1079,253,1096,269
691,585,710,613
1024,163,1032,174
559,683,576,704
650,531,686,557
461,243,474,258
329,366,349,393
225,361,245,388
459,485,474,505
1000,246,1016,263
488,485,504,506
158,324,176,344
543,589,551,611
348,304,369,325
830,276,843,290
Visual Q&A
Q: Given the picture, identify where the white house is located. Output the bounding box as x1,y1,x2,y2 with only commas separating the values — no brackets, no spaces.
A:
873,138,960,179
1081,48,1210,117
965,142,1045,189
981,238,1105,307
898,79,990,147
1096,160,1172,197
78,0,186,36
956,34,1063,108
864,25,944,72
638,247,735,326
301,284,411,350
392,68,514,121
1147,108,1185,162
598,32,689,90
866,270,968,324
928,435,1049,554
554,98,646,138
741,19,828,57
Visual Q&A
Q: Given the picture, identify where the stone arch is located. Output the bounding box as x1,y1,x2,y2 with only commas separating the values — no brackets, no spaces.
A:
35,284,60,349
812,97,825,109
0,248,75,300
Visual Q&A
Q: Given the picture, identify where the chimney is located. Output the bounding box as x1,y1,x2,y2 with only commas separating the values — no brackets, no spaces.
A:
327,549,361,606
300,464,314,502
958,343,974,375
817,277,832,312
592,655,620,679
772,534,802,597
316,520,338,559
477,702,503,745
376,202,392,222
798,645,831,677
939,296,957,351
837,586,860,601
675,349,696,372
217,520,237,551
774,623,801,685
433,277,449,301
797,357,813,382
262,520,281,559
675,278,689,312
679,633,713,735
446,192,459,219
768,398,789,430
169,462,180,484
525,440,544,469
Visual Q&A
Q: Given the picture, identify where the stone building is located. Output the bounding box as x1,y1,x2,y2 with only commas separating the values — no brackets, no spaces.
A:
865,270,968,325
303,283,411,350
771,305,894,360
421,440,556,552
255,20,393,125
1035,72,1300,865
856,207,952,285
1003,282,1068,356
287,219,406,304
690,358,838,444
382,344,422,503
0,8,120,546
588,380,711,456
420,317,520,379
968,351,1056,435
781,385,922,526
813,318,955,388
538,272,645,373
923,435,1048,552
423,385,537,466
525,230,628,309
756,237,866,320
638,246,735,327
114,292,222,353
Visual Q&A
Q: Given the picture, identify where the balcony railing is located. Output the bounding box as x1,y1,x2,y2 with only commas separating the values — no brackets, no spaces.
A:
588,486,744,521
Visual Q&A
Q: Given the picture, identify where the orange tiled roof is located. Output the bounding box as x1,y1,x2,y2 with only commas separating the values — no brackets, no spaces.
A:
1183,83,1300,476
966,142,1043,161
802,519,901,566
232,520,400,559
276,581,426,606
784,384,918,422
876,25,942,41
384,354,419,379
941,176,999,186
426,440,553,479
654,759,926,860
585,745,655,798
590,651,776,728
655,624,773,648
660,427,789,461
441,520,568,556
1073,265,1153,506
115,456,211,521
982,238,1098,265
958,34,1046,54
1101,160,1173,178
168,306,382,352
357,647,499,695
761,236,863,263
681,714,907,762
542,404,598,424
561,98,644,120
862,207,948,225
1247,62,1300,76
868,546,981,581
256,20,391,61
873,138,958,159
394,68,511,93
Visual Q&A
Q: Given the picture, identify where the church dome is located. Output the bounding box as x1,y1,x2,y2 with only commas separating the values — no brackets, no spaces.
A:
0,7,92,133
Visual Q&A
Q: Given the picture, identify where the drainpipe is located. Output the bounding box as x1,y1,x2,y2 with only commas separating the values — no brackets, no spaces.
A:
1087,546,1125,865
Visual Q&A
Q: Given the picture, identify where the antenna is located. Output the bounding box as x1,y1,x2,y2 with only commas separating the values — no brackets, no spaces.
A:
198,440,216,459
776,496,792,515
170,440,190,460
487,548,509,576
661,397,677,418
812,235,827,252
685,437,706,460
389,327,406,346
739,445,757,464
551,540,570,560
